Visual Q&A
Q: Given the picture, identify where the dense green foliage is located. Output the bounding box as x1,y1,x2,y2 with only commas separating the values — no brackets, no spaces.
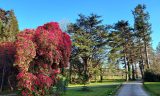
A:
133,4,152,79
105,4,153,81
0,8,19,42
108,20,136,81
68,14,108,84
66,4,156,85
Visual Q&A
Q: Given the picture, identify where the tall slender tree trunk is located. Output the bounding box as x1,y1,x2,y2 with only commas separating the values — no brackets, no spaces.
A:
69,63,72,84
124,54,128,81
132,64,135,80
139,55,144,79
138,38,145,79
100,68,103,82
135,64,138,79
127,61,131,80
144,42,150,69
139,61,144,79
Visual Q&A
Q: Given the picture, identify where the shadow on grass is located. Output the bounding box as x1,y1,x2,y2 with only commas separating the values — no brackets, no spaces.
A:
78,86,93,92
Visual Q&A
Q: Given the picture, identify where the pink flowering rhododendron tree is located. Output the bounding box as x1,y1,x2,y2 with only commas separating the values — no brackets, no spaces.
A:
0,42,16,67
14,22,72,96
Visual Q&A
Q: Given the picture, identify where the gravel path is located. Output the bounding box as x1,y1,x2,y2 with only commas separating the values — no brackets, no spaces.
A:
116,81,149,96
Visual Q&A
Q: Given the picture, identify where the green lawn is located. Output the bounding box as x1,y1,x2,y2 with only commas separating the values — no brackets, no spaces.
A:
64,79,124,96
64,85,120,96
144,82,160,96
68,79,124,87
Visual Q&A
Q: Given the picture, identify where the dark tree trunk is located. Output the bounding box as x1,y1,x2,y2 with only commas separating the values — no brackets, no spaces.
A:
100,68,103,82
124,55,129,81
139,60,144,79
140,45,145,79
83,57,89,85
132,64,135,80
69,64,72,84
127,61,131,80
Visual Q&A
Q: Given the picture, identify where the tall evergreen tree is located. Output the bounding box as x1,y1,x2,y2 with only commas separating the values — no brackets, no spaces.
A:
132,4,152,79
68,14,108,85
112,20,138,80
133,4,151,69
0,9,19,42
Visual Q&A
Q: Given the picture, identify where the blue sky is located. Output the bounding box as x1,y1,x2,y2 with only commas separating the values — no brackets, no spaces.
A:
0,0,159,49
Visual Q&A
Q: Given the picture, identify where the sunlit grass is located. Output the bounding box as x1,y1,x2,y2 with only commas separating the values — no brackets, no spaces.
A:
68,79,124,87
64,79,124,96
64,85,120,96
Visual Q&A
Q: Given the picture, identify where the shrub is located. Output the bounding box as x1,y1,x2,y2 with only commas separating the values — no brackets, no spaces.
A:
144,69,160,82
14,22,71,96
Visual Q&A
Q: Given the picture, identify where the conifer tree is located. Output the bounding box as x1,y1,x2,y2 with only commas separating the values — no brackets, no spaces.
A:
113,20,136,80
68,14,108,85
132,4,152,79
133,4,151,69
0,9,19,42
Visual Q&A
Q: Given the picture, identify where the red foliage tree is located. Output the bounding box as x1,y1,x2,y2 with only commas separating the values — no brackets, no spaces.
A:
0,42,16,61
0,42,16,91
14,22,72,96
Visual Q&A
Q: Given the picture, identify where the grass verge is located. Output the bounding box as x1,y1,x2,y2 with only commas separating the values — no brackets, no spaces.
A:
144,82,160,96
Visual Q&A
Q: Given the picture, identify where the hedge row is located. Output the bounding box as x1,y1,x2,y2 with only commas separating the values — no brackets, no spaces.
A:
144,70,160,82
